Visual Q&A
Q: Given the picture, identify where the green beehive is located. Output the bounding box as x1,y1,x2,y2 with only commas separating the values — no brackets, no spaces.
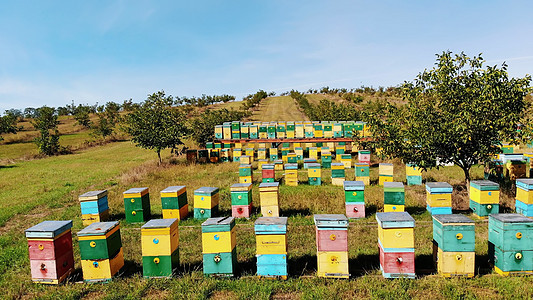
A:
202,217,237,276
240,124,249,139
333,123,344,138
78,221,122,261
268,124,276,139
344,181,365,203
432,214,475,252
355,163,369,176
383,182,405,205
321,152,332,169
230,183,253,206
239,164,252,176
123,188,151,223
344,123,354,138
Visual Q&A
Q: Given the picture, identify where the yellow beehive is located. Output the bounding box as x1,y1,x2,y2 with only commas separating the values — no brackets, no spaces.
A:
201,225,236,254
356,176,370,185
377,226,414,249
383,204,405,212
436,249,475,278
406,165,422,176
309,148,318,160
257,159,268,170
258,149,266,160
379,163,394,176
259,183,280,217
141,219,179,257
256,234,287,254
240,155,252,165
316,251,349,279
235,142,243,149
379,176,394,186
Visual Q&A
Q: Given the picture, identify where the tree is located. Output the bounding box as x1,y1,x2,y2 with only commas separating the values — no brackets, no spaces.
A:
32,106,61,155
91,102,122,140
74,104,92,128
122,91,187,164
364,51,532,183
187,108,250,146
0,113,18,141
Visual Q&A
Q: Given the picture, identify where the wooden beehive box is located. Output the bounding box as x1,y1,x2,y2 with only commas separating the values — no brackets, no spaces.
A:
255,217,288,279
469,180,500,218
516,179,533,217
123,188,151,223
141,218,179,278
194,187,220,219
201,217,237,276
376,212,415,279
425,182,453,215
383,182,405,212
230,183,253,218
344,181,365,218
308,163,322,185
160,185,188,220
79,190,109,226
262,164,275,183
314,214,349,279
259,182,280,217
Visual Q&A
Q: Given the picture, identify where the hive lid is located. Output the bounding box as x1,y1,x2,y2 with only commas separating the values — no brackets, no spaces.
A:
344,181,365,191
284,163,298,170
380,163,393,166
254,217,288,228
355,163,369,167
259,182,280,188
432,214,474,224
25,220,73,238
304,158,317,162
274,160,283,164
123,187,149,195
331,162,345,167
489,213,533,224
230,183,252,191
516,179,533,190
383,182,404,189
77,221,120,236
262,164,275,169
239,164,252,168
314,214,349,228
142,218,178,229
160,186,186,194
308,163,321,168
194,187,219,194
425,182,453,192
201,217,235,232
376,212,415,228
79,190,108,201
470,180,499,191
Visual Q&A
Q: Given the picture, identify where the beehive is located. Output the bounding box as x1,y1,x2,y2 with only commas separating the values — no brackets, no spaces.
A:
304,124,314,138
303,158,317,169
379,163,394,186
123,187,151,223
250,125,259,139
202,217,237,276
284,163,298,186
220,148,231,162
268,123,277,139
281,148,290,163
262,164,275,183
355,163,370,185
194,187,220,219
321,151,332,169
286,122,295,138
333,123,344,138
432,214,475,277
314,214,349,279
469,180,500,218
257,159,268,170
231,183,253,218
406,163,423,186
78,221,124,282
331,163,345,186
295,124,305,138
141,218,179,278
274,159,284,171
426,182,453,215
309,147,318,160
222,123,231,139
209,149,220,163
285,152,296,164
308,163,322,186
376,212,415,278
516,179,533,217
257,148,267,160
506,160,527,180
233,148,242,162
344,181,365,218
313,123,323,138
214,125,223,139
198,150,209,163
259,124,268,139
340,154,352,169
323,122,333,138
269,148,278,161
255,217,288,279
79,190,109,226
344,122,354,138
241,155,252,165
276,123,286,139
383,182,405,212
231,121,240,139
239,164,253,184
25,220,74,284
259,182,280,217
488,214,533,275
501,144,514,154
160,186,188,220
358,150,371,164
295,147,304,161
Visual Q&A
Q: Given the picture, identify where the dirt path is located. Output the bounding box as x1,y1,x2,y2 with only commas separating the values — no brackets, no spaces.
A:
248,96,309,122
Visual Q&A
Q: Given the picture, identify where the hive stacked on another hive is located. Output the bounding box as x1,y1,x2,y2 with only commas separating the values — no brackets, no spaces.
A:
262,164,275,183
239,164,253,184
376,212,416,278
488,213,533,276
79,190,109,226
314,214,349,279
344,181,365,218
202,217,237,276
321,151,332,169
123,187,151,223
516,179,533,217
230,183,253,218
141,218,179,278
274,159,284,171
160,186,188,220
426,182,453,215
331,163,346,186
355,163,370,185
284,163,298,186
259,182,280,217
194,187,220,219
308,163,322,185
469,180,500,218
383,182,405,212
78,221,124,282
358,150,371,164
433,214,475,277
25,220,75,284
255,217,288,279
379,163,394,185
406,163,423,186
340,154,352,169
233,148,242,162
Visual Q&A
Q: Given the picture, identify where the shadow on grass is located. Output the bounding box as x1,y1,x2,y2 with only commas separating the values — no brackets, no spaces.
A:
415,254,434,276
350,253,380,277
0,165,16,169
289,254,317,277
121,259,143,278
109,212,125,222
405,206,427,216
282,208,312,217
365,204,378,216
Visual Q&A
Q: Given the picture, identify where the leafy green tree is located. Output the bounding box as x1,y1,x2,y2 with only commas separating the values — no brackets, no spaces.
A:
0,113,18,141
91,102,122,139
122,91,187,164
187,108,250,146
364,51,532,182
74,105,92,128
32,106,61,155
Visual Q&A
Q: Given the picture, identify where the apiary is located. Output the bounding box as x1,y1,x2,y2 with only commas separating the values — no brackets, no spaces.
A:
355,163,370,185
358,150,371,164
239,164,253,184
160,186,188,220
432,214,475,277
488,213,533,276
202,217,237,276
262,163,275,183
259,182,280,217
25,220,74,284
79,190,109,226
516,179,533,217
331,163,346,186
340,154,352,169
255,217,288,279
308,163,322,186
231,183,253,218
78,221,124,282
123,187,151,223
379,163,394,186
426,182,453,215
141,218,179,278
469,180,500,218
314,214,349,278
321,151,332,169
194,187,220,219
344,181,365,218
376,212,415,279
406,163,423,186
383,182,405,212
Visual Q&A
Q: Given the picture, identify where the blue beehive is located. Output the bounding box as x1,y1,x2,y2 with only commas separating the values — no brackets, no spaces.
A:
254,217,288,279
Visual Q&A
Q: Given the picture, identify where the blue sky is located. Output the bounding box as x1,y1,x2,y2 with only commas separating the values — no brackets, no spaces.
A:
1,0,532,112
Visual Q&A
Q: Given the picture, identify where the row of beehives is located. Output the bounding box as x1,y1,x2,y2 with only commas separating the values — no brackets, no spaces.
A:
25,211,533,284
485,152,533,181
214,121,371,140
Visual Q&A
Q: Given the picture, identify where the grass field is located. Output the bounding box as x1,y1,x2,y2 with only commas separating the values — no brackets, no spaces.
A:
248,96,309,122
